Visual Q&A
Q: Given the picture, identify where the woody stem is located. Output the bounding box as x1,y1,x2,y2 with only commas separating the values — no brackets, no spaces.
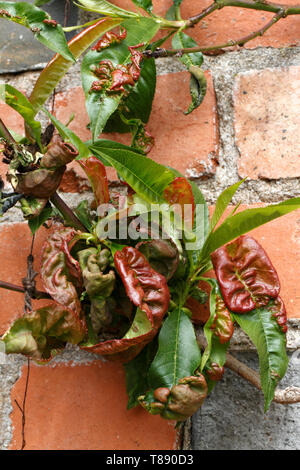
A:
50,192,87,232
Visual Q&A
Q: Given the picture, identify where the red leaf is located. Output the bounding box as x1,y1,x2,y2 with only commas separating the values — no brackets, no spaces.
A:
163,177,195,228
79,156,109,207
271,296,287,334
206,363,225,381
211,235,280,313
211,294,234,344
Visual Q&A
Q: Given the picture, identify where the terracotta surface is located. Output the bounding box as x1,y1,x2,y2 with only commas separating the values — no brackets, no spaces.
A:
112,0,300,49
55,73,218,187
10,362,178,450
234,66,300,180
0,103,24,180
0,223,49,335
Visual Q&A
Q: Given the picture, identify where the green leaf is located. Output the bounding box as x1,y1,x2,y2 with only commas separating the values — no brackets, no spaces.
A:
81,18,159,139
42,108,91,159
209,179,246,233
0,84,42,149
0,1,74,62
131,0,153,13
75,0,140,17
201,278,218,371
90,140,175,203
74,200,93,232
29,17,122,113
124,307,152,339
28,204,52,235
34,0,52,5
185,66,207,115
201,198,300,261
172,31,203,69
125,340,157,409
148,308,201,389
232,303,289,411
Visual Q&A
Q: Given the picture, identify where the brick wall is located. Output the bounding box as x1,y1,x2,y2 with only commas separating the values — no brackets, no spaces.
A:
0,0,300,450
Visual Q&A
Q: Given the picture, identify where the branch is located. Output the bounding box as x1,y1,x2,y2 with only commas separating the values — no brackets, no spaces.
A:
0,279,51,300
187,0,300,27
50,192,87,232
144,10,286,58
225,352,300,405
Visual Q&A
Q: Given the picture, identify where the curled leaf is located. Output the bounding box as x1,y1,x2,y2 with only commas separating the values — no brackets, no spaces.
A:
205,362,225,382
15,167,65,198
270,296,287,334
2,303,86,362
140,374,207,421
136,239,179,281
210,294,234,344
92,27,127,51
40,133,79,169
79,156,109,207
211,235,280,313
40,225,82,315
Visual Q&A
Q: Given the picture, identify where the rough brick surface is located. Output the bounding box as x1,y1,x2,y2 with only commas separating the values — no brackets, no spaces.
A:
234,66,300,180
10,362,178,450
112,0,300,48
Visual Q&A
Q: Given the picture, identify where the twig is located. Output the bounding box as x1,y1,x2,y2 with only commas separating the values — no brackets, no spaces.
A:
186,0,300,27
144,10,286,58
225,352,300,404
0,118,17,144
0,279,50,299
50,192,87,232
15,358,30,451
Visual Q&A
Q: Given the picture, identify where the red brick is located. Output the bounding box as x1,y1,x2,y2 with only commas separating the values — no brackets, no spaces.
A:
0,223,49,335
10,362,178,450
0,103,24,181
55,72,218,186
112,0,300,49
234,67,300,180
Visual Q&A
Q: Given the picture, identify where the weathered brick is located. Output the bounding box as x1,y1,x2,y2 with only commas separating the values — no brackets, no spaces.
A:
112,0,300,49
54,72,218,186
0,103,24,181
0,223,49,336
10,362,178,450
234,66,300,180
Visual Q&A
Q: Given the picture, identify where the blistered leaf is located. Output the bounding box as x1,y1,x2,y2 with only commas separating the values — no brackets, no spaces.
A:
232,299,289,411
79,156,110,207
136,239,179,281
205,362,224,382
140,373,207,421
29,18,122,113
2,303,86,361
211,235,280,313
114,246,170,327
163,176,195,228
40,225,83,314
0,1,74,61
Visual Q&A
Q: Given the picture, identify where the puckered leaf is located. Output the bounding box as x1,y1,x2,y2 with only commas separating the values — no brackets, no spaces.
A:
2,303,86,361
163,176,195,229
81,247,169,361
232,298,288,411
29,17,122,113
114,246,170,327
0,1,74,61
140,373,207,421
136,239,179,281
40,225,83,314
81,18,159,139
211,235,280,313
79,156,110,207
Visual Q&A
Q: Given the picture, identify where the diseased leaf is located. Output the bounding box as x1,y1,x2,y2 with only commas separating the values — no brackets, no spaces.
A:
29,17,122,113
136,239,179,281
211,235,280,313
81,18,159,139
79,156,110,206
90,140,175,203
0,1,74,61
0,84,42,149
148,308,201,389
232,300,289,411
163,177,195,229
201,198,300,261
2,303,86,361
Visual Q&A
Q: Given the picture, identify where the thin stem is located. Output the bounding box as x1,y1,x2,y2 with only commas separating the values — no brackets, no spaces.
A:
186,0,300,27
50,192,87,232
144,10,286,58
0,118,17,144
0,279,51,300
